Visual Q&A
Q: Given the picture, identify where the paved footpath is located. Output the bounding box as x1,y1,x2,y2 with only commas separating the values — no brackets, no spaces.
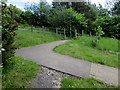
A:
16,40,118,86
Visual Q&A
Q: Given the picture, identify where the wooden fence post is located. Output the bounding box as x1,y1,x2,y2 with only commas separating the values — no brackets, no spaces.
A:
42,26,44,31
31,25,33,32
64,28,66,39
90,32,92,36
56,28,58,34
75,29,77,38
82,30,84,36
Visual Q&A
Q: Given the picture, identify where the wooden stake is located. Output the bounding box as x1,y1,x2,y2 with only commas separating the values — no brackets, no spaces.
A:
82,30,84,36
31,25,33,32
90,32,92,36
64,28,66,39
75,29,77,38
56,28,58,34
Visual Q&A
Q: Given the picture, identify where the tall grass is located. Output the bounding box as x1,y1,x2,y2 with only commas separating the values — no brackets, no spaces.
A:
15,27,63,48
77,36,119,52
2,56,39,88
61,77,117,88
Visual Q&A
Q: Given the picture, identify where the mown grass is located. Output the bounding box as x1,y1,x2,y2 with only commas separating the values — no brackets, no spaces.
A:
54,36,119,68
61,77,117,88
2,56,39,88
15,27,64,48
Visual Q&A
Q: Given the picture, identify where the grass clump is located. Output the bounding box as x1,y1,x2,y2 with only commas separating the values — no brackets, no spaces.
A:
15,27,63,48
77,36,119,52
61,77,117,88
54,36,119,68
2,56,39,88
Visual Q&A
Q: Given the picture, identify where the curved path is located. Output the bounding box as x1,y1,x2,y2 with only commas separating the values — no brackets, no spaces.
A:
16,40,118,86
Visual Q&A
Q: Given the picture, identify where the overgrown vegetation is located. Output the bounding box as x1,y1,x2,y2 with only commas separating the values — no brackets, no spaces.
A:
48,8,87,37
61,77,117,88
15,1,119,39
15,26,63,48
2,56,39,88
93,16,120,38
2,2,18,66
54,36,119,68
2,0,119,88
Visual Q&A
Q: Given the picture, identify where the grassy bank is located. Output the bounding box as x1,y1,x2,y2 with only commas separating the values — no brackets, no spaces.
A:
54,36,119,68
61,77,117,88
15,27,63,48
2,26,63,88
2,56,39,88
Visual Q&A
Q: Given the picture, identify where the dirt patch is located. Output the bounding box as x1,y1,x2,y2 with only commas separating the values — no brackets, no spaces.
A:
31,66,79,88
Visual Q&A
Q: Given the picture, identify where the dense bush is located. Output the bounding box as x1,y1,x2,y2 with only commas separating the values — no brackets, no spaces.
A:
93,16,120,38
2,3,18,66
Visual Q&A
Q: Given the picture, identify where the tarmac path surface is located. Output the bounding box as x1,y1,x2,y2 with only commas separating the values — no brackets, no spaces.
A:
16,40,118,86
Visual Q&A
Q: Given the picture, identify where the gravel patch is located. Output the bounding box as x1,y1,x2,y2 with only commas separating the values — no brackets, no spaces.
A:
31,66,80,88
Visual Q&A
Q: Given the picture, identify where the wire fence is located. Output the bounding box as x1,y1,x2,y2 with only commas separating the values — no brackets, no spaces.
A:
18,25,50,32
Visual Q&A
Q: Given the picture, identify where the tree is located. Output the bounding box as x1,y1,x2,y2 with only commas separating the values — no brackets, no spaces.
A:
21,11,34,25
25,2,51,27
71,2,99,34
112,1,120,16
2,2,18,66
7,5,24,24
97,4,109,16
48,8,65,28
93,16,120,38
48,8,87,37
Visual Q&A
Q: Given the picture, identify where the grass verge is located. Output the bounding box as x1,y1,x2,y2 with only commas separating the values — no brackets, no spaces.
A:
61,77,117,88
15,27,64,48
54,36,119,68
2,56,39,88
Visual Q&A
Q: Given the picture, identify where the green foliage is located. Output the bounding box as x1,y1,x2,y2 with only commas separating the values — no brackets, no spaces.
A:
94,26,104,39
61,77,117,88
97,4,109,16
52,2,98,21
21,11,33,25
95,26,103,48
2,56,39,88
2,3,18,66
48,8,87,37
112,1,120,16
25,2,51,26
93,16,120,38
52,2,109,33
54,36,119,68
48,8,65,28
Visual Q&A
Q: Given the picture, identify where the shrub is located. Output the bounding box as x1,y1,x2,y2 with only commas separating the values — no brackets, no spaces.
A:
93,16,120,38
2,3,18,66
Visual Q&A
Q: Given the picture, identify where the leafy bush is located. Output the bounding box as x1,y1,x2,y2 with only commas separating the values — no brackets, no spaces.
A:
92,26,104,47
2,3,18,66
94,26,104,39
93,16,120,38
